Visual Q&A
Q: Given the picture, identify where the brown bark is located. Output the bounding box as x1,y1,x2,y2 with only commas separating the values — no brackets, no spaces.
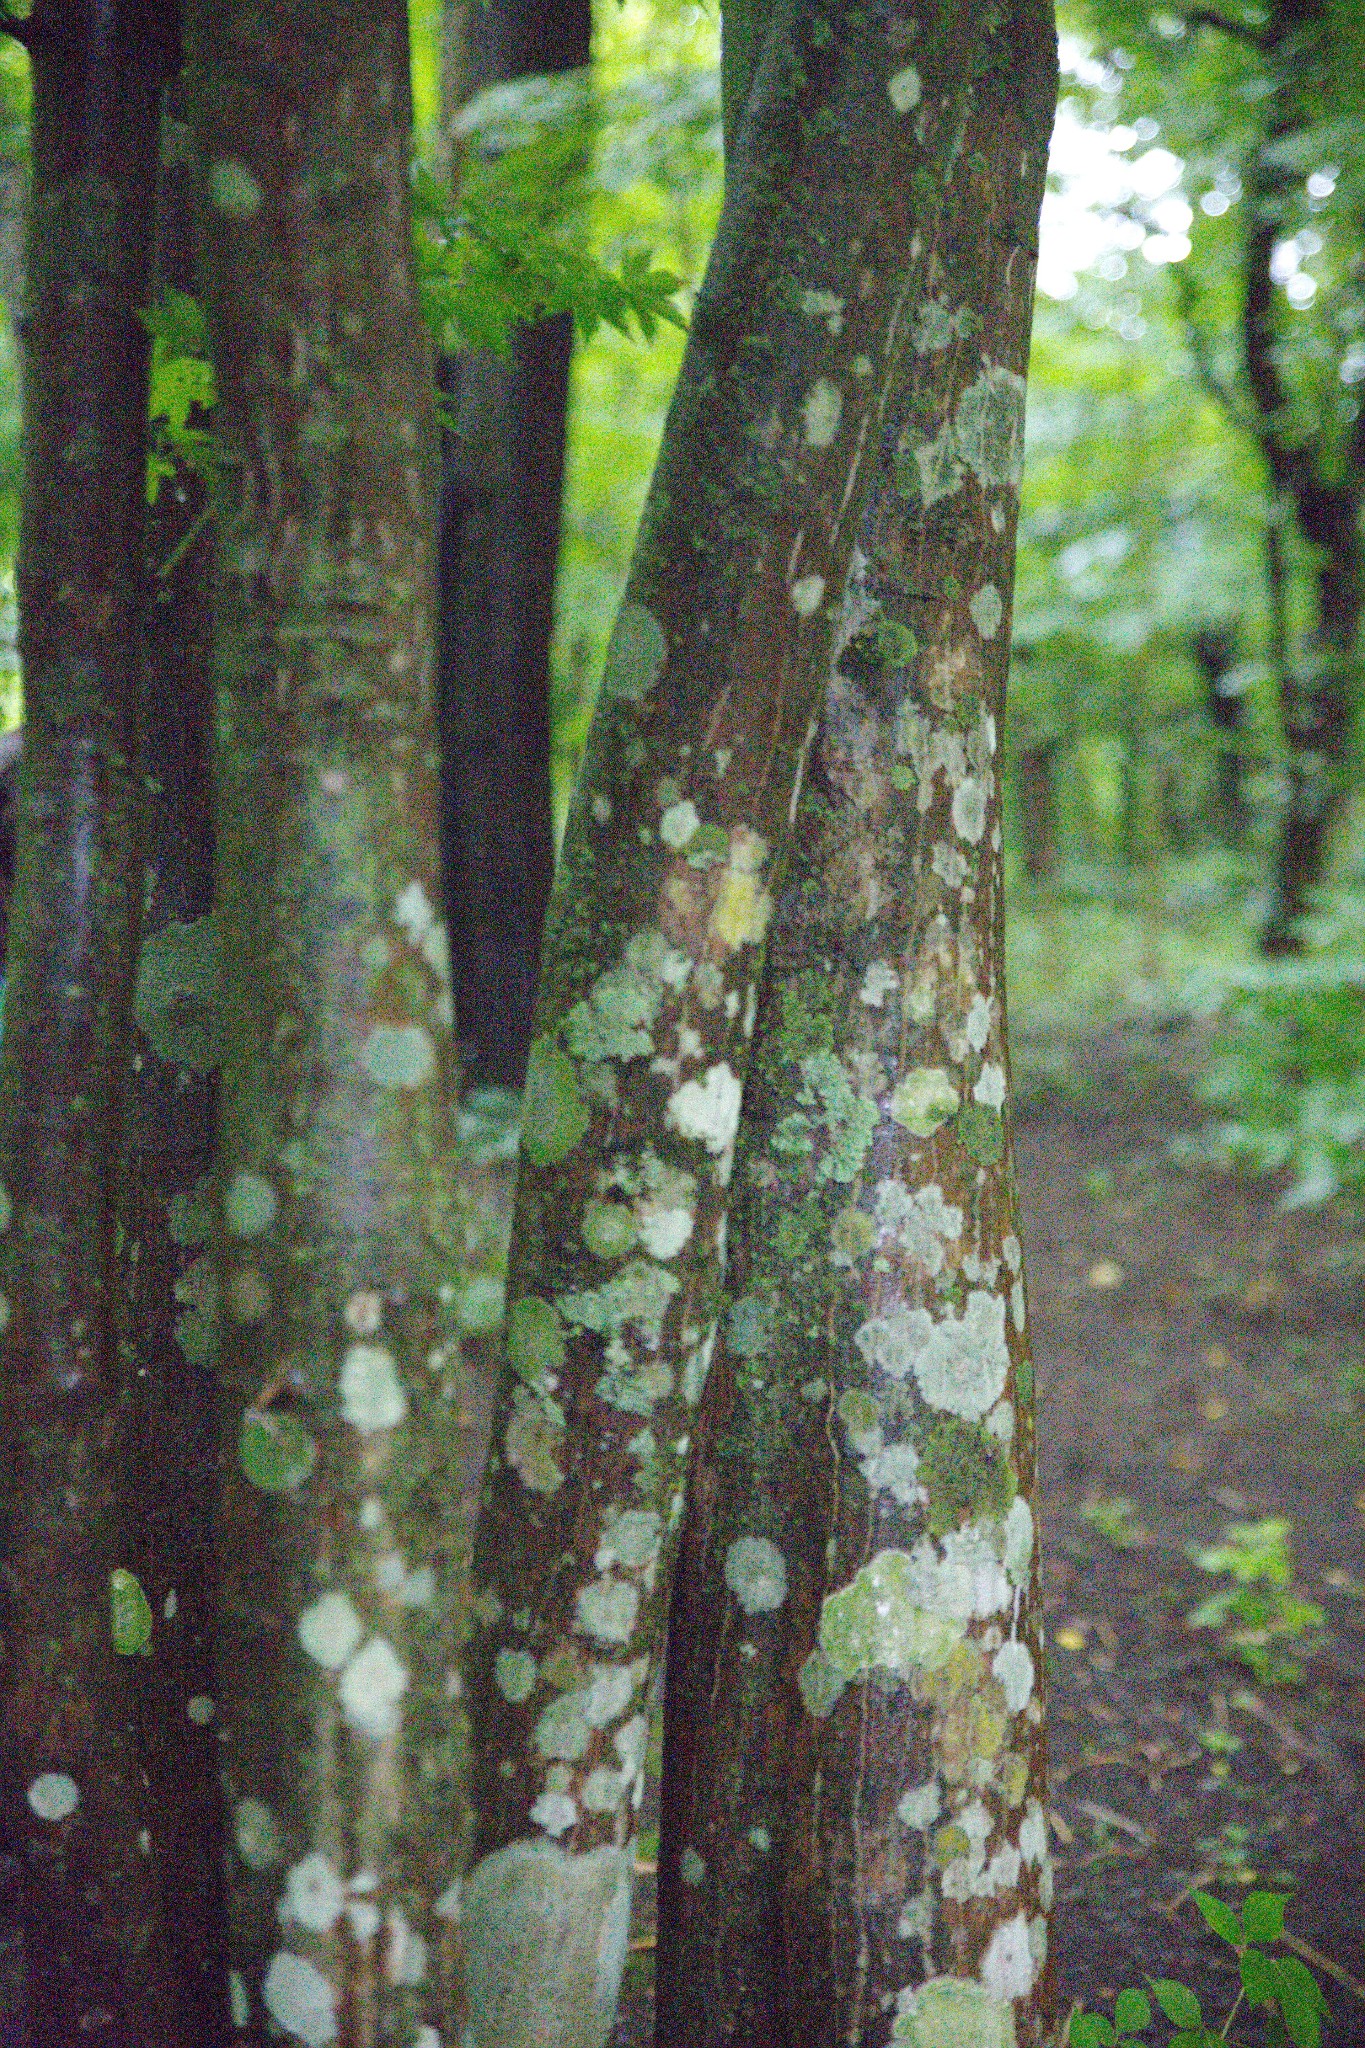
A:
0,4,185,2041
658,5,1059,2043
460,9,1022,2045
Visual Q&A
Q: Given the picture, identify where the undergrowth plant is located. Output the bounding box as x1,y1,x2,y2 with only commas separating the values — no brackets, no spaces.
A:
1186,1518,1326,1686
1069,1891,1329,2048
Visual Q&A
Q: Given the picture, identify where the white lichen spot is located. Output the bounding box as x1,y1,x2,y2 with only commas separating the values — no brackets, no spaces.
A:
1003,1496,1034,1586
855,1301,933,1381
582,1767,628,1814
801,287,846,334
897,1779,941,1831
859,1441,923,1507
338,1637,410,1740
1020,1798,1048,1866
860,960,900,1007
595,1509,663,1579
187,1694,214,1726
992,1639,1035,1713
659,799,700,849
414,2031,441,2048
966,993,993,1054
723,1536,788,1615
1003,1233,1022,1274
969,583,1004,640
297,1591,364,1670
495,1650,538,1704
575,1576,640,1646
1012,1279,1027,1333
225,1169,277,1238
358,1497,384,1532
913,1290,1010,1421
344,1289,384,1336
385,1906,427,1986
874,1180,963,1274
229,1970,251,2026
952,776,988,844
979,1910,1039,1999
584,1664,636,1727
887,64,922,112
974,1061,1007,1109
681,1847,705,1887
347,1897,381,1942
592,792,612,824
280,1853,345,1934
932,842,969,890
665,1063,742,1158
802,378,843,449
360,1022,437,1090
986,1399,1015,1446
635,1205,694,1261
234,1797,281,1870
852,352,873,377
790,573,826,618
531,1791,578,1839
895,1976,1015,2048
26,1772,79,1823
393,880,437,945
338,1343,408,1434
262,1952,338,2048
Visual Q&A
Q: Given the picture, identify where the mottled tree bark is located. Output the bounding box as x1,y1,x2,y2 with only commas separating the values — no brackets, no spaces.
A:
113,77,228,2042
436,0,588,1089
0,4,185,2042
185,4,473,2040
658,6,1059,2045
461,10,1013,2047
1238,0,1363,951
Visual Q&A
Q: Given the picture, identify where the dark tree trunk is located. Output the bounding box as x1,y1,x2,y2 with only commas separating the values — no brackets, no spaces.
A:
0,4,186,2041
1017,742,1060,883
113,74,228,2042
1193,624,1247,847
436,0,590,1088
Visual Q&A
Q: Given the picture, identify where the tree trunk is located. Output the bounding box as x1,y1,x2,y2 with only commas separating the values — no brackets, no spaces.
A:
657,5,1058,2042
436,0,589,1089
1192,625,1247,848
460,10,1018,2045
113,75,228,2041
1016,743,1060,884
0,4,185,2041
185,4,474,2038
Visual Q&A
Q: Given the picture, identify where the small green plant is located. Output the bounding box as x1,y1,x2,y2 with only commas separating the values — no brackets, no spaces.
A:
1186,1519,1325,1686
1069,1891,1329,2048
1081,1492,1149,1549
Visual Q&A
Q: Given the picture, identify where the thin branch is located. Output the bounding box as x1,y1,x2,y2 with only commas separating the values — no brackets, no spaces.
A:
0,6,33,48
1182,7,1271,48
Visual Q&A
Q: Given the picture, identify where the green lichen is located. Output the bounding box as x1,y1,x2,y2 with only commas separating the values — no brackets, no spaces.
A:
797,1646,847,1718
523,1037,591,1167
238,1409,316,1492
582,1201,638,1262
507,1297,568,1393
457,1841,633,2048
727,1294,773,1359
1015,1352,1034,1405
798,1051,877,1182
890,1067,959,1138
956,1101,1004,1167
600,602,667,703
875,616,920,669
829,1204,874,1267
133,916,220,1071
893,1975,1017,2047
110,1568,153,1655
818,1550,964,1683
494,1649,538,1704
777,970,837,1064
560,1260,680,1350
918,1417,1015,1535
564,932,675,1063
209,157,263,220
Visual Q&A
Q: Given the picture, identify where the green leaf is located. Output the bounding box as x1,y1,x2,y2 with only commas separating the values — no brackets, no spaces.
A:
1242,1891,1288,1942
1149,1980,1202,2029
1241,1948,1278,2006
239,1408,317,1492
521,1037,591,1166
110,1568,153,1655
1274,1956,1327,2048
1113,1988,1152,2033
1068,2014,1115,2048
1192,1890,1243,1947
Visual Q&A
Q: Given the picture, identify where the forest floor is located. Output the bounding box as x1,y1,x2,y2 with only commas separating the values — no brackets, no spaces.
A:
617,1014,1365,2045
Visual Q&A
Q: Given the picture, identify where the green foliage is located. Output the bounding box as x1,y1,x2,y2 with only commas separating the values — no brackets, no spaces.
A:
1195,894,1365,1207
141,288,217,507
1069,1890,1329,2048
1080,1491,1148,1548
109,1567,153,1656
1186,1517,1326,1685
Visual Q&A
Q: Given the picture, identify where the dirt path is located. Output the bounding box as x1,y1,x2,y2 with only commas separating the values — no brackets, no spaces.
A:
619,1019,1365,2043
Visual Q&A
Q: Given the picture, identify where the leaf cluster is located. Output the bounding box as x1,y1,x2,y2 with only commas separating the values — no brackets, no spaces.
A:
1070,1890,1329,2048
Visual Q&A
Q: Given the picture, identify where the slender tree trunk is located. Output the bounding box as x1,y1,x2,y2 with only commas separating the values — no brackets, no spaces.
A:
0,4,185,2042
1242,0,1363,951
460,10,1012,2045
657,5,1058,2043
114,73,228,2041
185,5,474,2039
436,0,588,1089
